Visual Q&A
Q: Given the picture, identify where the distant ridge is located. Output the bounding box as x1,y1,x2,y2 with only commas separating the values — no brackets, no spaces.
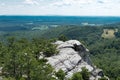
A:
0,16,120,25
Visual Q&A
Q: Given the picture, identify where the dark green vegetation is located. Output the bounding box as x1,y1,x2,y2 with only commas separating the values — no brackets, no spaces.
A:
70,67,90,80
55,69,65,80
55,68,91,80
0,38,58,80
0,37,97,80
0,22,120,80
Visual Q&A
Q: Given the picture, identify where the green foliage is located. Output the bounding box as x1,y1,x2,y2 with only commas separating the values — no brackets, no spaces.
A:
55,69,65,80
117,77,120,80
71,72,83,80
0,25,120,80
43,42,58,57
98,77,108,80
0,42,7,66
70,68,90,80
58,34,68,41
115,31,120,38
31,38,58,57
81,67,90,80
3,77,16,80
0,38,57,80
89,38,120,79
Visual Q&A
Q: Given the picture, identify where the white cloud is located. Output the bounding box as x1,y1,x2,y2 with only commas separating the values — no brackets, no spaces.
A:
0,0,120,16
51,0,120,7
23,0,39,5
52,0,95,6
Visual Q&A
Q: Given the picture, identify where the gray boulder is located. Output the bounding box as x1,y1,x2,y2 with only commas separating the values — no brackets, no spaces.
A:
46,40,108,80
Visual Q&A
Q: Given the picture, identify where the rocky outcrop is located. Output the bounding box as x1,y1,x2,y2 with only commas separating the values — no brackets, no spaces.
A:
46,40,108,80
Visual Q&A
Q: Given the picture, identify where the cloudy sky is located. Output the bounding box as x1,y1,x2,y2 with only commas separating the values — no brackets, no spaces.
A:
0,0,120,16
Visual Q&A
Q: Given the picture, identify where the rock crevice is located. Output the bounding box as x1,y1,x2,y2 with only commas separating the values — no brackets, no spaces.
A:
46,40,108,80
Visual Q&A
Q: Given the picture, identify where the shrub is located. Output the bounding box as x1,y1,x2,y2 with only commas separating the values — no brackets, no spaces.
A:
71,72,83,80
55,69,65,80
81,67,90,80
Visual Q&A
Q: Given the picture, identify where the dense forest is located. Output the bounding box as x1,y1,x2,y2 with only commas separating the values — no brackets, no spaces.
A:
0,24,120,80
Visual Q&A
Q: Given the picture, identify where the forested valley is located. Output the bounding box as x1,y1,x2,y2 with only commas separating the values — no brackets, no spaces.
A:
0,24,120,80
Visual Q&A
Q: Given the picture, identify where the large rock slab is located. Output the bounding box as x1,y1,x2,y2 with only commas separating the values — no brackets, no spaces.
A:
46,40,108,80
47,40,93,78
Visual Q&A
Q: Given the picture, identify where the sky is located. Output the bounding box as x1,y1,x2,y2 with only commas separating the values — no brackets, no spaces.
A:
0,0,120,16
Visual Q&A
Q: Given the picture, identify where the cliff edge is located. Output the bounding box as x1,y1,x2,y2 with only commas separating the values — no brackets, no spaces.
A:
46,40,109,80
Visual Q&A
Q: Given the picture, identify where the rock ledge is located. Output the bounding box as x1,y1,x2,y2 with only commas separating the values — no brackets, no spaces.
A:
46,40,109,80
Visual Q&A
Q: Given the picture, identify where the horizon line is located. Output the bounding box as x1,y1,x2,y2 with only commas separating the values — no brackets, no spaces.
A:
0,14,120,17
